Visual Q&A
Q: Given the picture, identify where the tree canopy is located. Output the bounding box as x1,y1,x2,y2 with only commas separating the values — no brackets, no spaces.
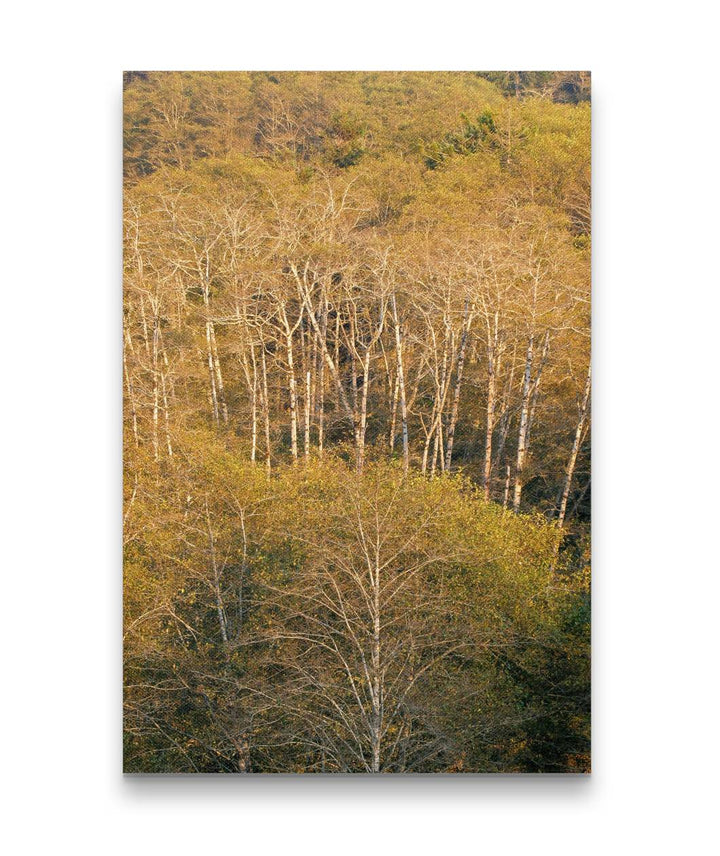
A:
123,71,591,773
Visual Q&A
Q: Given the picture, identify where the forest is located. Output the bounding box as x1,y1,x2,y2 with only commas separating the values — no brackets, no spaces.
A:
123,71,591,773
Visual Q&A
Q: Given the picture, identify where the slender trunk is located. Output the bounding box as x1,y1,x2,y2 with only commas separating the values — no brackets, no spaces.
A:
123,331,139,448
151,312,160,460
349,311,359,415
260,341,272,474
371,561,382,773
483,313,499,499
160,368,173,456
503,464,511,509
206,319,220,426
445,302,473,471
482,375,496,497
304,368,311,459
280,304,299,462
356,349,372,473
333,308,341,374
495,344,517,473
317,354,325,458
431,418,445,477
301,320,311,460
439,421,445,472
199,253,222,425
389,370,399,452
513,334,535,512
483,352,495,499
557,364,591,530
287,329,298,461
237,508,248,634
317,299,327,457
236,308,259,463
250,344,258,462
159,328,176,404
210,323,228,424
205,500,228,645
391,294,409,475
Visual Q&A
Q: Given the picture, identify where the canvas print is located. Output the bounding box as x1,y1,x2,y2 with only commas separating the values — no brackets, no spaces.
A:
123,71,591,773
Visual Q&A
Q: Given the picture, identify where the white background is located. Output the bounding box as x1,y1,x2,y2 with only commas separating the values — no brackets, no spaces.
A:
2,2,718,853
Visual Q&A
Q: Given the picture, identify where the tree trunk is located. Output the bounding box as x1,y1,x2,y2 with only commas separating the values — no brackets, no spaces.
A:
198,251,224,425
349,310,359,415
160,368,173,456
388,369,399,453
483,355,496,499
210,324,228,424
391,293,409,475
260,341,272,474
280,303,299,462
152,312,160,460
317,298,327,458
244,343,258,463
304,368,311,459
123,331,139,448
557,363,591,530
205,499,228,645
371,560,382,773
513,334,535,512
206,318,220,426
431,418,445,477
495,344,517,475
445,301,473,471
287,329,298,461
483,311,499,499
357,349,372,473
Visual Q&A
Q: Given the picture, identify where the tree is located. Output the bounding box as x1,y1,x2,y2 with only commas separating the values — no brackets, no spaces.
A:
124,71,591,772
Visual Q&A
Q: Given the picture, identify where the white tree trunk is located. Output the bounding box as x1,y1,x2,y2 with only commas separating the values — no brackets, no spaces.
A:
557,363,591,530
152,312,160,460
160,368,173,456
445,302,473,471
280,303,300,462
370,559,382,773
391,293,409,475
287,329,298,461
123,331,139,448
260,342,272,474
205,319,220,426
249,344,258,462
483,311,499,499
210,324,228,424
357,349,372,473
205,500,228,645
513,334,535,512
317,299,327,458
304,368,311,460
